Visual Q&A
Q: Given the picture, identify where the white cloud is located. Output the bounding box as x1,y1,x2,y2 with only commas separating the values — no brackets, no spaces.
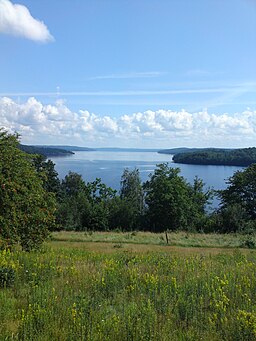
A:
0,0,54,42
0,96,256,147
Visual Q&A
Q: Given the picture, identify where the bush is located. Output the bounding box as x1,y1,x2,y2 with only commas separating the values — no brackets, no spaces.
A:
240,235,256,249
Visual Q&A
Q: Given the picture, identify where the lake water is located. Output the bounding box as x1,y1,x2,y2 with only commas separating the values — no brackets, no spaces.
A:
50,151,243,197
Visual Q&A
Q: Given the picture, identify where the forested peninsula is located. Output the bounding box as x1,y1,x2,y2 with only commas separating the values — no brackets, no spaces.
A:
19,144,74,157
172,147,256,166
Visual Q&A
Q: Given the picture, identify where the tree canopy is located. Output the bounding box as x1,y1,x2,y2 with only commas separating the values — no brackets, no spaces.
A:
143,163,211,232
0,130,56,250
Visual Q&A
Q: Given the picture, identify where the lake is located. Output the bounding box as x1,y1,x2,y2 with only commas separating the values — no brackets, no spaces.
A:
49,151,243,198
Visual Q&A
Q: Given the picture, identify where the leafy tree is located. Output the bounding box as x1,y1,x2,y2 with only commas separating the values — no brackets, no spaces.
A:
219,164,256,220
188,176,213,229
117,168,144,230
61,171,88,197
57,174,116,231
57,172,90,230
143,163,210,232
0,130,56,250
86,178,116,230
210,204,251,233
214,164,256,232
120,168,144,211
32,154,61,196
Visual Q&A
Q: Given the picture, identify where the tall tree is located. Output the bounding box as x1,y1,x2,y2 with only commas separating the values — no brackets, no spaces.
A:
214,164,256,232
120,168,144,212
0,130,56,250
57,172,90,230
143,163,210,232
118,168,144,230
32,154,61,196
219,164,256,219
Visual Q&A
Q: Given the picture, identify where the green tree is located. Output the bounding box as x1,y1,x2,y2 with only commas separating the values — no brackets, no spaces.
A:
86,178,116,230
57,172,90,230
215,164,256,232
0,130,56,250
32,154,61,196
143,163,209,232
116,168,144,230
120,168,144,211
188,176,213,230
219,164,256,219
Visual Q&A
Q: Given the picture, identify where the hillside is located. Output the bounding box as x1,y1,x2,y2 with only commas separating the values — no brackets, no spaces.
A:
38,145,95,152
19,144,74,157
172,147,256,166
158,147,231,155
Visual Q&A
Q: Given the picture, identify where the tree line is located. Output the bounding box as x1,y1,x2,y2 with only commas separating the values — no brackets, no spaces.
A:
173,147,256,166
1,130,256,250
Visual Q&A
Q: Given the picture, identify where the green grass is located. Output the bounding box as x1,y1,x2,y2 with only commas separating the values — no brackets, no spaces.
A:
51,230,256,249
0,234,256,340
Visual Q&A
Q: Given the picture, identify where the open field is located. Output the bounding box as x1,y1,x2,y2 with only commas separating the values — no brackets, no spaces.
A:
1,232,256,340
51,230,256,250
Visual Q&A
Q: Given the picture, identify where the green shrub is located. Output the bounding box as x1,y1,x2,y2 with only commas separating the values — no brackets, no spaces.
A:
240,235,256,249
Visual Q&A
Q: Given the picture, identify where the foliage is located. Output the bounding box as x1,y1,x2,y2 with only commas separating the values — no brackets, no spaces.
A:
212,164,256,232
219,164,256,219
57,173,117,231
120,168,143,210
0,130,56,250
32,154,61,196
56,172,90,230
117,168,144,230
19,144,74,157
143,163,211,232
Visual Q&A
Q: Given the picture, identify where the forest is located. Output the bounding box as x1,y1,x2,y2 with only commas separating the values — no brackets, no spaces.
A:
173,147,256,166
19,144,74,157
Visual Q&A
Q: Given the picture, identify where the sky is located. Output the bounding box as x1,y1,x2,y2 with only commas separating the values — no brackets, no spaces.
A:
0,0,256,148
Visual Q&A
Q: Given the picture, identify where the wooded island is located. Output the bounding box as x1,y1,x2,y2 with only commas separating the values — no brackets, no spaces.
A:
170,147,256,166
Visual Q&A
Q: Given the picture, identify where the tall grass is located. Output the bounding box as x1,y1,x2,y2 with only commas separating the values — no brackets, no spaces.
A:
0,245,256,340
51,230,256,249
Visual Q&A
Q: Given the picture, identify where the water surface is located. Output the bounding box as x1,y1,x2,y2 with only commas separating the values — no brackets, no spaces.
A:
50,151,242,194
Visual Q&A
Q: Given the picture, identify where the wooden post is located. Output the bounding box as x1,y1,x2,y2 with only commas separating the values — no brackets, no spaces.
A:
165,231,169,244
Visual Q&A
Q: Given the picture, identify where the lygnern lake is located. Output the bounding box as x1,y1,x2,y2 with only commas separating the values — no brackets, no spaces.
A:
50,151,243,197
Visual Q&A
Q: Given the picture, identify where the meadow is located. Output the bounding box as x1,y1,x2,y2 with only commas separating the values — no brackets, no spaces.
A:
0,232,256,340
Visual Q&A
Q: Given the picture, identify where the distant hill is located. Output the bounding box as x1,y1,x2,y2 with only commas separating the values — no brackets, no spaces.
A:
19,145,74,157
36,145,95,152
172,147,256,166
158,147,232,155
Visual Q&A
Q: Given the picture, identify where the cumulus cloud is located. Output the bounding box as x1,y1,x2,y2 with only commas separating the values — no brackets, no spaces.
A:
0,96,256,147
0,0,54,42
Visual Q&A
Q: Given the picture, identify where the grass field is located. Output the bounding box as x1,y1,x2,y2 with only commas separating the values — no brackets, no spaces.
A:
1,232,256,340
51,230,256,249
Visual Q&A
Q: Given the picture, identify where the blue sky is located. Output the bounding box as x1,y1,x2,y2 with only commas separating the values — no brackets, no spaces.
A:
0,0,256,147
